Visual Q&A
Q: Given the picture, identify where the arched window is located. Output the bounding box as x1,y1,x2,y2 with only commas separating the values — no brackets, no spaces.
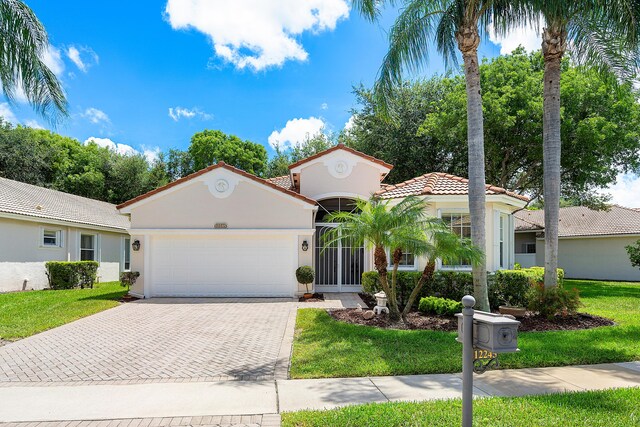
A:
315,197,359,222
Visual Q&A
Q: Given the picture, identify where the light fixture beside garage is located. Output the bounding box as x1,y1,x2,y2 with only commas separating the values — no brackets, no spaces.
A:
302,240,309,251
131,240,141,251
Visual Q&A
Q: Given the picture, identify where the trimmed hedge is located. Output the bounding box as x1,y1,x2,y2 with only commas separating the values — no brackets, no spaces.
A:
418,296,463,316
362,266,565,310
45,261,99,290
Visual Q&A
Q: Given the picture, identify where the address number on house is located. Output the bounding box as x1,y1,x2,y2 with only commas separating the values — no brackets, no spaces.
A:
474,349,498,360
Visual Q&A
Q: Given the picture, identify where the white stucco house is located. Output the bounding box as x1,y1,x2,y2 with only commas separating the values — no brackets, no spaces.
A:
0,177,131,292
117,144,528,298
515,206,640,282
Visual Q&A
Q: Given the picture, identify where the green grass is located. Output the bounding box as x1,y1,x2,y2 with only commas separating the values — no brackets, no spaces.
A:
290,279,640,378
0,282,127,339
282,387,640,427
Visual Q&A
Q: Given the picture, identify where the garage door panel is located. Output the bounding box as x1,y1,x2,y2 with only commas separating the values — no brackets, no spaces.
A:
149,235,295,297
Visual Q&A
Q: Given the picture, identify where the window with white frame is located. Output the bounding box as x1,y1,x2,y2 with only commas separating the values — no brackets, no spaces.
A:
387,250,416,269
123,237,131,270
521,242,536,254
42,229,62,247
80,234,96,261
499,215,505,268
441,213,472,267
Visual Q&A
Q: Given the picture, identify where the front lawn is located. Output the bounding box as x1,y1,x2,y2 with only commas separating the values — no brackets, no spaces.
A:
282,387,640,427
0,282,127,340
290,279,640,378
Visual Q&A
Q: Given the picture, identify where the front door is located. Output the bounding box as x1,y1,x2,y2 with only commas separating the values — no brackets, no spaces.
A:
314,224,365,292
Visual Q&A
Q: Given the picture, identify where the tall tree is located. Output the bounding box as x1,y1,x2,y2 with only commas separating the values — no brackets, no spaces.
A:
188,129,268,176
0,0,67,122
353,0,525,310
421,49,640,203
530,1,640,287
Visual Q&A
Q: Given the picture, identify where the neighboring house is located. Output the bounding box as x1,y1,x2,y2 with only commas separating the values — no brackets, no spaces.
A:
0,177,131,292
514,206,640,281
118,144,528,298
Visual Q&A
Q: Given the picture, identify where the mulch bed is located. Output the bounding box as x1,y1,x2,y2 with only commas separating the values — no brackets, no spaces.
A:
119,295,140,303
298,292,325,303
328,308,615,332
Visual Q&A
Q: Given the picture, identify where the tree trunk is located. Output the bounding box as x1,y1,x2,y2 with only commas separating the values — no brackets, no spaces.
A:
391,247,402,307
541,26,566,288
401,260,435,323
374,245,401,320
457,23,489,311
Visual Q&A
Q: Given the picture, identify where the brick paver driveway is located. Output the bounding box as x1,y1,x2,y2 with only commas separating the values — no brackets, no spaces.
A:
0,299,294,384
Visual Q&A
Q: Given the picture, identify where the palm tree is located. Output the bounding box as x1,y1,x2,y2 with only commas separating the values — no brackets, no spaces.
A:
0,0,67,122
352,0,527,310
530,1,640,287
322,196,482,323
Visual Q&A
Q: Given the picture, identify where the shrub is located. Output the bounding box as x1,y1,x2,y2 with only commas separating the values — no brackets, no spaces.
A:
418,296,463,316
494,268,565,308
527,283,582,319
120,271,140,292
296,266,315,292
626,240,640,270
45,261,99,290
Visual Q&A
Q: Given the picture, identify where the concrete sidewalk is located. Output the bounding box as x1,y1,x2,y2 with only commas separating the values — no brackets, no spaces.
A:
0,362,638,424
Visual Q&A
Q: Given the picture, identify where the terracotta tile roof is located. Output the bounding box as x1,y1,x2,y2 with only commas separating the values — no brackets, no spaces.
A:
375,172,529,202
265,175,295,191
514,205,640,237
117,162,316,210
287,143,393,171
0,177,129,231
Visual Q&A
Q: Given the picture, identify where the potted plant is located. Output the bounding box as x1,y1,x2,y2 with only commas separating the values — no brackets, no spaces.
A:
498,293,527,318
295,266,314,299
119,271,140,301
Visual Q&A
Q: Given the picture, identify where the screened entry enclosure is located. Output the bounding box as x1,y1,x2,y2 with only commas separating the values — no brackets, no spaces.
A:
314,198,366,292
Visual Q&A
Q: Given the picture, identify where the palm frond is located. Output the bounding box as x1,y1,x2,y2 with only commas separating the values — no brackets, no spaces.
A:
0,0,68,123
373,0,448,116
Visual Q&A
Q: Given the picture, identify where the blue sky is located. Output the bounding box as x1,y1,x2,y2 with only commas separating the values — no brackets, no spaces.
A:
4,1,638,206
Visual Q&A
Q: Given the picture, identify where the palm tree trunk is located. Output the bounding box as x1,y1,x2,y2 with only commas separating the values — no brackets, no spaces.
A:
401,260,435,323
374,245,401,320
391,247,402,307
541,26,566,288
457,23,489,311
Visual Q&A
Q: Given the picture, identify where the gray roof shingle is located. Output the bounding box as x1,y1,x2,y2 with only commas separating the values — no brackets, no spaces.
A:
0,177,129,231
514,205,640,237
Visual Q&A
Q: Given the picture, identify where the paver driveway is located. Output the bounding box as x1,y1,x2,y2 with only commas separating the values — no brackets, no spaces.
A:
0,298,294,383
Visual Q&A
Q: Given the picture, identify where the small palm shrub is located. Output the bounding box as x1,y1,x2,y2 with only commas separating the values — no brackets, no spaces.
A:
418,296,463,316
527,284,582,319
296,266,314,293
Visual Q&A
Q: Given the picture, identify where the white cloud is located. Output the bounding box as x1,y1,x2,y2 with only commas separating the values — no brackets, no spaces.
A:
82,107,110,124
84,137,137,156
604,173,640,208
0,103,18,124
320,102,328,110
168,106,213,121
66,46,99,72
344,115,355,132
41,45,65,76
24,119,44,129
268,116,325,149
164,0,350,70
142,145,161,163
488,20,542,54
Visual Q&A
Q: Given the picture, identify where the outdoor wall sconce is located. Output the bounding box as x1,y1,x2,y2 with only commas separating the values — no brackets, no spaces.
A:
131,240,141,252
301,240,309,251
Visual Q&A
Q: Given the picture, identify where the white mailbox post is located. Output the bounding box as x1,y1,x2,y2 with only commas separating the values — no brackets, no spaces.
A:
456,295,521,427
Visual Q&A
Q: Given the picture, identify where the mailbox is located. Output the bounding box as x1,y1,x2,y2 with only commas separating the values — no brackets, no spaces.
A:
456,310,520,353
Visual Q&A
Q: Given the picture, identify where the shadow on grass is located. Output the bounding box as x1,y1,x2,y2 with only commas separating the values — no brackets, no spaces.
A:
570,280,640,299
79,290,127,302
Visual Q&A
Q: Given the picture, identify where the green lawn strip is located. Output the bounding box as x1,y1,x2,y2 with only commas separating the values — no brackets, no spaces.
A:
282,387,640,427
0,282,127,340
290,280,640,379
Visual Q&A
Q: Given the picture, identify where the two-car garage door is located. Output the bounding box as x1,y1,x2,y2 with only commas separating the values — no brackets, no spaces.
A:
149,235,295,297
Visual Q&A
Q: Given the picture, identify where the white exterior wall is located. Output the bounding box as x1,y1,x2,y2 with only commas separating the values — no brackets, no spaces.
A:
535,235,640,282
123,167,316,298
0,216,128,292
